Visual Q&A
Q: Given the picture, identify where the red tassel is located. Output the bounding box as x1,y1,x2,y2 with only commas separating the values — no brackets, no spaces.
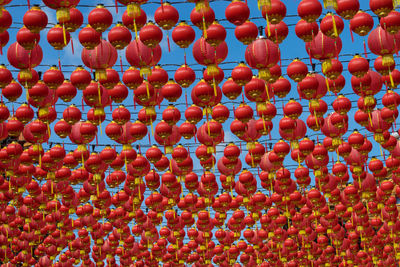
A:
115,0,118,13
148,132,151,145
363,40,368,58
349,24,354,42
119,56,124,75
27,0,30,9
58,58,62,71
184,49,187,65
0,46,2,55
81,98,84,111
71,38,74,55
167,32,171,52
185,89,188,108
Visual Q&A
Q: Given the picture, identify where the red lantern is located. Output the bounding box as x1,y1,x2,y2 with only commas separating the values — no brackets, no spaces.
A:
265,20,288,44
59,7,83,32
88,4,113,32
297,0,322,23
171,21,196,49
47,24,70,50
320,13,344,38
161,80,182,102
140,22,163,48
306,31,342,61
368,26,397,67
23,5,48,33
225,0,250,26
370,0,393,18
154,2,179,30
222,78,242,100
81,39,118,80
3,79,22,102
125,39,162,76
16,26,40,50
43,66,64,90
295,19,319,42
70,66,91,90
234,21,258,45
57,80,77,102
7,42,42,79
192,37,228,76
350,11,374,37
174,64,196,88
245,37,280,80
108,23,132,50
334,0,359,20
261,0,286,24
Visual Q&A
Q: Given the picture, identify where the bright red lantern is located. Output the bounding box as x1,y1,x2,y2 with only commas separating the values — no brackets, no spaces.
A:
370,0,393,18
192,37,228,76
154,2,179,30
139,22,163,48
81,39,117,80
334,0,359,20
245,37,280,80
350,11,374,37
47,24,70,50
297,0,322,23
23,5,48,33
16,26,40,50
125,39,162,76
108,23,132,50
225,0,250,26
171,22,196,48
234,21,258,45
88,4,113,32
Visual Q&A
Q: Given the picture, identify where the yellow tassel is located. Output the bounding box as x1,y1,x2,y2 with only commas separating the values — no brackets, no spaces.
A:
325,78,331,95
56,8,70,22
20,69,32,80
258,69,271,81
394,0,400,8
146,81,150,98
382,54,395,67
265,82,270,100
206,64,219,76
266,15,271,37
95,69,106,81
258,0,271,10
195,1,209,11
150,119,154,135
323,0,337,9
213,78,217,96
202,16,207,39
331,13,338,38
322,59,332,74
133,19,138,40
127,3,141,18
140,67,152,77
62,24,67,46
389,71,395,88
368,111,373,127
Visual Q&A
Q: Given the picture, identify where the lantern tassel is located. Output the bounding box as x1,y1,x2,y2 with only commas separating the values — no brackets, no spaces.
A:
71,37,74,55
62,24,67,46
202,16,208,39
167,32,171,52
257,0,271,10
349,23,354,42
115,0,118,13
363,40,368,58
119,56,124,75
382,54,395,66
27,0,30,9
394,0,400,8
127,3,141,18
331,13,338,38
323,0,337,9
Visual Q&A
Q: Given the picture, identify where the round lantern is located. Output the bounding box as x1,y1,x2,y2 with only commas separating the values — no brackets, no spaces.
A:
192,37,228,76
245,37,280,80
81,39,118,80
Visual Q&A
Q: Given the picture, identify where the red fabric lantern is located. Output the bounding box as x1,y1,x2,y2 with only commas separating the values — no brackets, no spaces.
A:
125,39,162,76
297,0,322,23
81,39,118,80
16,26,40,50
23,5,48,33
172,21,196,49
154,2,179,30
245,37,280,80
225,0,250,26
7,42,42,79
108,23,132,50
192,37,228,76
350,11,374,37
234,21,258,45
88,4,113,32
